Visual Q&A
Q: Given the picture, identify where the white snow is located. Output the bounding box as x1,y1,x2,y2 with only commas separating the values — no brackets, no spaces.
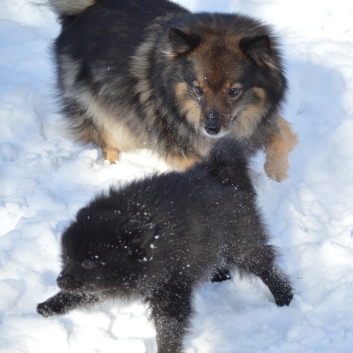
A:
1,0,353,352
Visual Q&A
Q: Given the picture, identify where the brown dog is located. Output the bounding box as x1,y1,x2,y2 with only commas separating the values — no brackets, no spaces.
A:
49,0,297,181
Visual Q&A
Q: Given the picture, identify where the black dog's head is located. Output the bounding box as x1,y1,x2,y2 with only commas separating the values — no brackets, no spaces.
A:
57,203,157,295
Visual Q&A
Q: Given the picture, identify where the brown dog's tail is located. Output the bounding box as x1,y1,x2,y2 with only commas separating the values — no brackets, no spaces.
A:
48,0,98,17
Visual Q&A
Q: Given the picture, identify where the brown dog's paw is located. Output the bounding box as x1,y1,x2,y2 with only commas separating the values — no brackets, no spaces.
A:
264,156,289,182
265,117,298,182
102,148,120,164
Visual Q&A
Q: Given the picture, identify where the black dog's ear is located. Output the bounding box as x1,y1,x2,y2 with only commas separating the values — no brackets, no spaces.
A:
76,206,89,220
125,222,159,250
205,138,255,193
239,35,274,68
167,27,201,57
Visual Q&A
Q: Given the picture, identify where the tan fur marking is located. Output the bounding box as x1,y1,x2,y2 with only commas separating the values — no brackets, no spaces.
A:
73,92,142,152
184,101,201,126
101,130,120,163
107,117,144,152
164,154,201,170
175,82,201,126
264,117,298,181
233,87,267,137
175,82,188,97
102,149,120,163
60,55,143,157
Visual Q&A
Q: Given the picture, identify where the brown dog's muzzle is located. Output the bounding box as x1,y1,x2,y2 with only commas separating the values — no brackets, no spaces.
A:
203,112,222,136
203,111,232,136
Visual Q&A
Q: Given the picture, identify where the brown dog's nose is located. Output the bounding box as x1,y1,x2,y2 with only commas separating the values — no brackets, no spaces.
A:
204,111,222,136
204,121,221,135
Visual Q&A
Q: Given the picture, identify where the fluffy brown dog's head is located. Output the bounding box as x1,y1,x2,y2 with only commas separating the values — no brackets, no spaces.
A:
165,13,286,139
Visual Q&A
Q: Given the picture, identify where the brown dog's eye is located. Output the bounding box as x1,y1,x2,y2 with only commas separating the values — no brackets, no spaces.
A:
193,86,205,96
228,88,241,97
81,260,96,269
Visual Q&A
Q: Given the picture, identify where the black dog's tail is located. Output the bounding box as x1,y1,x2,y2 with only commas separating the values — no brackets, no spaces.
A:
204,138,255,192
48,0,98,16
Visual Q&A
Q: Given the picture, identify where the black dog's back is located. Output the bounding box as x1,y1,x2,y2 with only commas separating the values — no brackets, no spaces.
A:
202,137,255,191
61,138,284,286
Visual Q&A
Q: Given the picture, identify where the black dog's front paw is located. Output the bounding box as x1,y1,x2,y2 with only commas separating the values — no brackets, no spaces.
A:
37,292,76,317
37,292,100,317
37,294,69,317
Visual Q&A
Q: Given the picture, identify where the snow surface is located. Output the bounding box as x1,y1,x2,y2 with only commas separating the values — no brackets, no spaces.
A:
1,0,353,352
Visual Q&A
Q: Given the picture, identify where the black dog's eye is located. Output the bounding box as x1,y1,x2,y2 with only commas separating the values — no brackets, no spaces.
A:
81,260,96,269
228,88,241,97
193,86,205,96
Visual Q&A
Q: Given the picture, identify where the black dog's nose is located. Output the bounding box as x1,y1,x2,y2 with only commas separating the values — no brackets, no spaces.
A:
204,121,221,135
57,275,70,289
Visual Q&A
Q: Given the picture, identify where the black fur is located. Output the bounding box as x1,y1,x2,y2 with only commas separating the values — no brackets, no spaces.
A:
37,138,293,352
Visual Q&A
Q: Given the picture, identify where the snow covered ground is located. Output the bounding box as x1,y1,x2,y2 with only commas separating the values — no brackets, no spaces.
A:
1,0,353,352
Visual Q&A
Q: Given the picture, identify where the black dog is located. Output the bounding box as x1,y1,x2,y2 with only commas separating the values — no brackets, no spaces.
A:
37,138,293,353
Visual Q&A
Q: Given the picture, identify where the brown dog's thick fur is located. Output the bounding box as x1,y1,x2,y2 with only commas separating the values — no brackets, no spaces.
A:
48,0,297,181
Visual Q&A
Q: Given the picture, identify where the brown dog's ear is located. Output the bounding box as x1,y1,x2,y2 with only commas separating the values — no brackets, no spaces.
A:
239,35,275,68
167,27,201,57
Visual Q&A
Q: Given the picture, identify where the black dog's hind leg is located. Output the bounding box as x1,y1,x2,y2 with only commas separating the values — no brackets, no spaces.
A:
37,292,100,317
211,267,232,282
147,279,194,353
258,266,293,306
235,242,293,307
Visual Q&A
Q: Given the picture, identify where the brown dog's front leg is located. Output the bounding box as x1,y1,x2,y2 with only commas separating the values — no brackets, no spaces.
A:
264,116,298,182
